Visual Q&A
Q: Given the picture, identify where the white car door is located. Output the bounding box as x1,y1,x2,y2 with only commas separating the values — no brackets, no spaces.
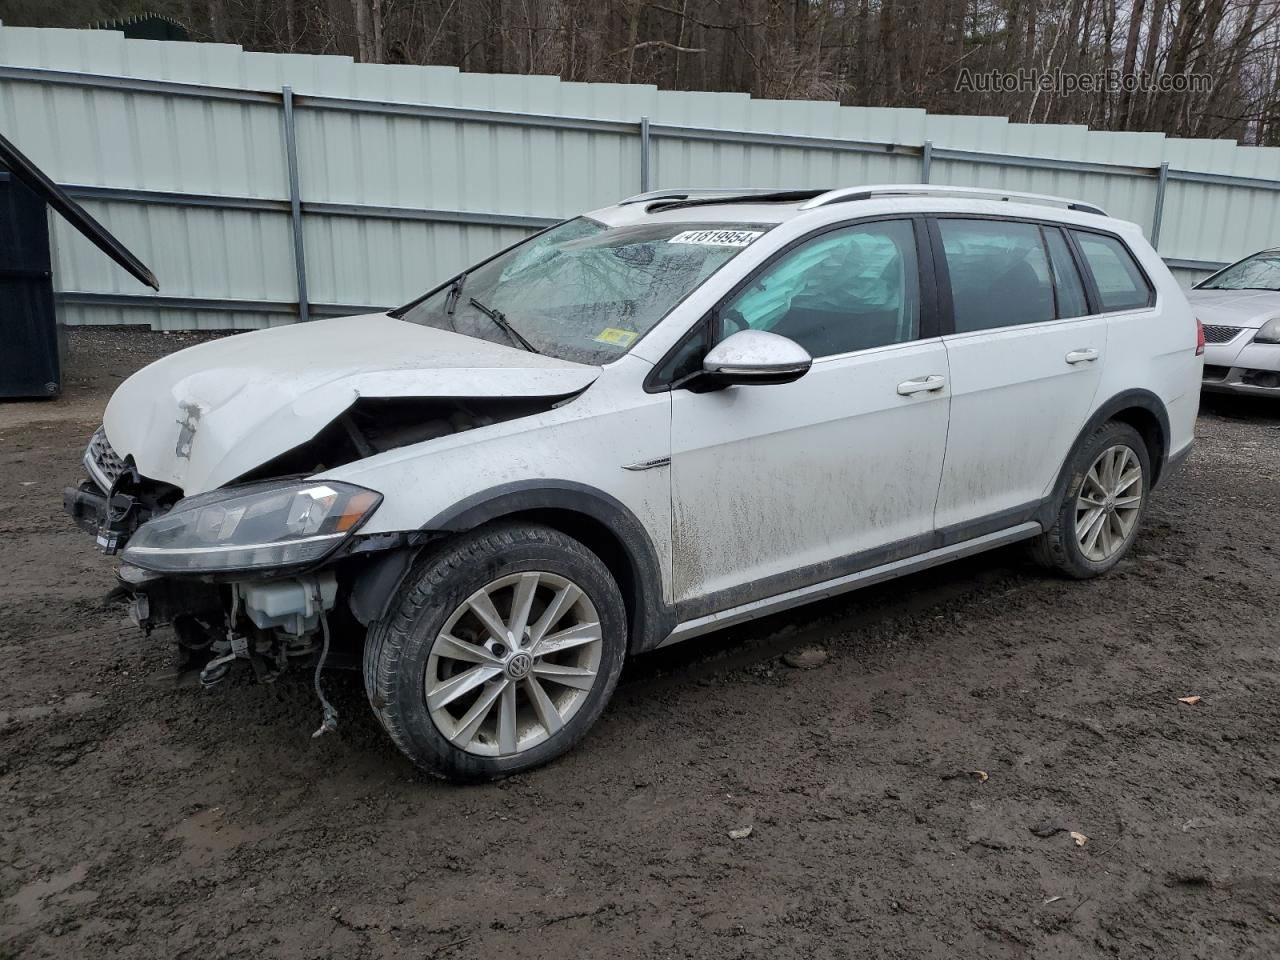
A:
662,218,951,614
930,218,1111,535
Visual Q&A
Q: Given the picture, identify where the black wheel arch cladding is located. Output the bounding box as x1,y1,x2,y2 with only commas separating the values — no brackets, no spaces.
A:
349,480,675,652
1037,388,1171,528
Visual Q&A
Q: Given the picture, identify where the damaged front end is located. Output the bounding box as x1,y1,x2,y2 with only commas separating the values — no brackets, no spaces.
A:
62,316,597,735
64,427,183,555
61,416,490,737
65,427,393,718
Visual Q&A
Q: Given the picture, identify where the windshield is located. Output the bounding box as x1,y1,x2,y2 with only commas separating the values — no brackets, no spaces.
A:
397,217,771,364
1198,251,1280,291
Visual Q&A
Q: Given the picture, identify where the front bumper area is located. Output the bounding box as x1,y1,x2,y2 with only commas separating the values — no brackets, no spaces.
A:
1202,365,1280,396
63,482,108,537
64,444,357,728
62,481,149,553
65,480,341,633
1202,337,1280,397
65,426,176,554
116,561,227,634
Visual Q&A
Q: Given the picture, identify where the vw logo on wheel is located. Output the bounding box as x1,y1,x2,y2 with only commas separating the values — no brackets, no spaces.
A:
505,651,534,680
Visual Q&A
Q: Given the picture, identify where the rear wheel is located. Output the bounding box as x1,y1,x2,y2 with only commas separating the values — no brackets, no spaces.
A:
364,523,626,781
1031,420,1151,579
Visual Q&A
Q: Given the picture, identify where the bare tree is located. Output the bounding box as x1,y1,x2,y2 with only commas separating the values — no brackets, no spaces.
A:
11,0,1278,143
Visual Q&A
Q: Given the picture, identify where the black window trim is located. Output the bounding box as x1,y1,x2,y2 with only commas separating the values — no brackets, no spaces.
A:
1048,223,1095,316
1038,224,1063,319
926,213,1159,337
644,213,939,393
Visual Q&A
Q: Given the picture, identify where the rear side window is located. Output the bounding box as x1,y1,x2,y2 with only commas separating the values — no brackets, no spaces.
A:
1043,228,1089,319
937,219,1055,332
1070,231,1154,311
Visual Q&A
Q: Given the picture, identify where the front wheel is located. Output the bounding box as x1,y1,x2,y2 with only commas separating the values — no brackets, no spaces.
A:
364,523,626,781
1031,420,1151,579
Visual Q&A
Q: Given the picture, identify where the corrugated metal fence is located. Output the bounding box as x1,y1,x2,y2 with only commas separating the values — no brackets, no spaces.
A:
2,26,1278,331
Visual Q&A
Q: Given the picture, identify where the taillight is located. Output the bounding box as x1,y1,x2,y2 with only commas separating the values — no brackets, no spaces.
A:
1195,317,1205,356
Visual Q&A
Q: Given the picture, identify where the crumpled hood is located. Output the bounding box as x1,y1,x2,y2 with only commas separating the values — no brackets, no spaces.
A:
1187,288,1280,328
102,313,600,494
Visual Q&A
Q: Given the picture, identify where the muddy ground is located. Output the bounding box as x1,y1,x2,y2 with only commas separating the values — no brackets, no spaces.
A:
2,328,1278,959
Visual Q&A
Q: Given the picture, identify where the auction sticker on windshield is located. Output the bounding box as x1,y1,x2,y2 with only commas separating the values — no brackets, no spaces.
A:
668,229,764,246
593,327,639,347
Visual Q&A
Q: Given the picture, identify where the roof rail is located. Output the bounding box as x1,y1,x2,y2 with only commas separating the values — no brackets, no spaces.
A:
618,187,819,206
645,189,830,213
799,184,1108,217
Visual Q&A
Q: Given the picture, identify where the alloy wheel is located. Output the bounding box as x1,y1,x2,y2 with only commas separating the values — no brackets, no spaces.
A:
1075,443,1144,562
425,571,603,757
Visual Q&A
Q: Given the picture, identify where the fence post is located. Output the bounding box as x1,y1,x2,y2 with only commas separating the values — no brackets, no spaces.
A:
1150,161,1169,249
281,84,310,323
921,140,933,184
639,115,651,192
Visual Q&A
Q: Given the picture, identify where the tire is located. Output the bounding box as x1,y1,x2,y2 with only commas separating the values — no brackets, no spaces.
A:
363,522,626,781
1030,420,1152,579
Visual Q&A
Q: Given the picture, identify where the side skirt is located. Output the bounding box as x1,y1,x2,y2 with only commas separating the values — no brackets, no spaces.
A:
657,521,1042,648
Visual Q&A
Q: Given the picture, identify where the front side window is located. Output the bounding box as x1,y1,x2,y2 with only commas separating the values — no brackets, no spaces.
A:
398,217,771,364
938,219,1055,332
1196,250,1280,292
1070,231,1154,311
718,219,920,358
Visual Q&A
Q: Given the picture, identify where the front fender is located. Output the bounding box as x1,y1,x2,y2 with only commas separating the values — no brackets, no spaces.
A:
347,480,675,653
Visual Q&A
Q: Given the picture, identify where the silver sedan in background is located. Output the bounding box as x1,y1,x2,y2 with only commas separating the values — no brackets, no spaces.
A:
1189,248,1280,396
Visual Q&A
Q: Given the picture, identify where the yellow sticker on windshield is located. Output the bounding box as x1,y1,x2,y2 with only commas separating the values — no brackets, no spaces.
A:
594,327,638,347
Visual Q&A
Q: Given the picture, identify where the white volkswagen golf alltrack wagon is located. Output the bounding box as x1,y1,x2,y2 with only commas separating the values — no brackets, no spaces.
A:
65,184,1202,780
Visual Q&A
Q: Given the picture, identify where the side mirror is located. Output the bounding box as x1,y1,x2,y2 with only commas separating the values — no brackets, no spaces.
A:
701,329,812,387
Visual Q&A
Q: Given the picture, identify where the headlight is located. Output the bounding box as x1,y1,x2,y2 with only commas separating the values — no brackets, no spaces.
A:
122,480,381,574
1254,318,1280,344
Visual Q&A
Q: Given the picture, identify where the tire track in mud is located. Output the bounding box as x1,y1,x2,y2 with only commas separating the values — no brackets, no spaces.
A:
618,552,1032,697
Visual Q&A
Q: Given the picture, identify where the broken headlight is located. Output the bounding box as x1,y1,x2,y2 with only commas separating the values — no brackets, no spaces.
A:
122,481,381,574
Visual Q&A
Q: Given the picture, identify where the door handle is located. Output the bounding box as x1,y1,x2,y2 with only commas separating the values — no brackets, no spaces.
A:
897,374,947,396
1065,348,1100,364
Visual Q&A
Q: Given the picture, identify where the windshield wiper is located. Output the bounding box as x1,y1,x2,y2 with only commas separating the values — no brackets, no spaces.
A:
469,297,540,353
444,271,467,316
1200,286,1279,291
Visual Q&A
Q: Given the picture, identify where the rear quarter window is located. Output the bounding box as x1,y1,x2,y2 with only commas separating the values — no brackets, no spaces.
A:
1071,231,1154,312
